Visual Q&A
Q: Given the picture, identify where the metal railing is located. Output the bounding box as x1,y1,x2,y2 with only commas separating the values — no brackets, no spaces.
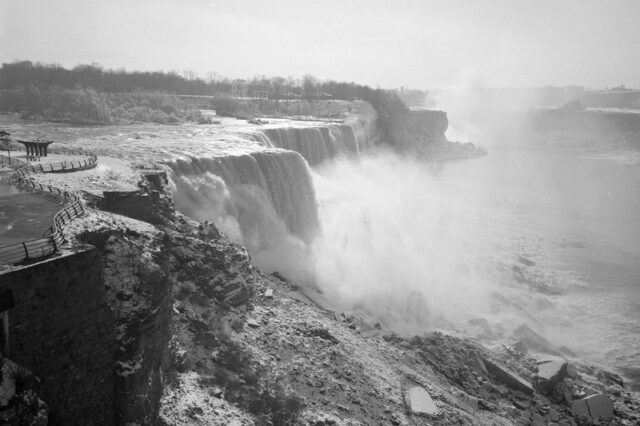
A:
0,149,97,266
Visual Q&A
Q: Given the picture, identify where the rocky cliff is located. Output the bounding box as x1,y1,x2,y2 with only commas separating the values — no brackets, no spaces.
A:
368,91,486,159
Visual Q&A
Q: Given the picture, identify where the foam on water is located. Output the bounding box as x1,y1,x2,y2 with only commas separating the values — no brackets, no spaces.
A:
3,113,638,376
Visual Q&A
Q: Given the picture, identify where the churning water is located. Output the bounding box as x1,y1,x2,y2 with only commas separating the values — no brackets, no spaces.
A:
2,113,638,380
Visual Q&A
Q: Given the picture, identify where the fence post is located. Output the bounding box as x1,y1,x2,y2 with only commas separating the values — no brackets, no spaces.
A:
21,242,29,261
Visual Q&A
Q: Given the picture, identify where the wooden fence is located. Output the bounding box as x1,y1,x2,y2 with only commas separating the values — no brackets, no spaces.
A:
0,149,97,266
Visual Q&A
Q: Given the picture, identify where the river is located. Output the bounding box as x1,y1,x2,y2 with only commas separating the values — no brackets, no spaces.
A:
2,112,638,383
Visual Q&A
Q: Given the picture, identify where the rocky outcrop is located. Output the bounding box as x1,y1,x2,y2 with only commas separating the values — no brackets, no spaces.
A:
376,101,485,159
100,170,174,225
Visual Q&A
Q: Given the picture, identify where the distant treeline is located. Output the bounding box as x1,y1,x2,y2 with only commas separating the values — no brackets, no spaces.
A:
0,61,415,126
0,61,429,104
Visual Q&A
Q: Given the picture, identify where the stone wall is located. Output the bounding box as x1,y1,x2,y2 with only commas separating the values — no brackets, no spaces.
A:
0,248,117,425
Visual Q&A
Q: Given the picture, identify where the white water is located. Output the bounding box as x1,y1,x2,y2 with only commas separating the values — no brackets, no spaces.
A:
3,113,638,379
309,145,640,373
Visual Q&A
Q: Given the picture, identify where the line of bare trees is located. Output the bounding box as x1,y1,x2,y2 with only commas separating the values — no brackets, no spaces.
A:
0,61,386,101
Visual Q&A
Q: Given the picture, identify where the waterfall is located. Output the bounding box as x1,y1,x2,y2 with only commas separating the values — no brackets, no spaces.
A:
167,149,318,249
248,123,369,166
166,121,375,274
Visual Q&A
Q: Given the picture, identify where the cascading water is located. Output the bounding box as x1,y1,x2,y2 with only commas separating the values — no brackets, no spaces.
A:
249,123,367,166
166,121,372,277
168,149,318,240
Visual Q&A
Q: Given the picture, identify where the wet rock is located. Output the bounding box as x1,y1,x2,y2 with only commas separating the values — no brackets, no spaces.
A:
264,288,274,299
614,401,638,420
531,411,546,426
605,385,622,396
478,399,497,411
536,359,568,394
406,386,438,416
246,318,260,328
513,399,530,410
512,324,563,356
483,358,534,395
565,363,578,379
598,370,624,387
571,394,614,420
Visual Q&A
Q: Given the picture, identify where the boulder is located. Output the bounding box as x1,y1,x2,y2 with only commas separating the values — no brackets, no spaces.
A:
571,394,614,420
512,324,563,356
406,386,438,416
536,359,568,394
483,358,534,395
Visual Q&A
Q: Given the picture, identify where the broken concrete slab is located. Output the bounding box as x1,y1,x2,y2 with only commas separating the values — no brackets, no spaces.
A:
572,394,614,420
483,358,534,395
406,386,438,416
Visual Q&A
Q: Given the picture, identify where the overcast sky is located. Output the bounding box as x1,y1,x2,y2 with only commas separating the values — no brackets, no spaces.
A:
1,0,639,89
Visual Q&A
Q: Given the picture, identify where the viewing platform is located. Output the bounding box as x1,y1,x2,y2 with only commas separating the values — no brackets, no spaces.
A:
0,142,98,267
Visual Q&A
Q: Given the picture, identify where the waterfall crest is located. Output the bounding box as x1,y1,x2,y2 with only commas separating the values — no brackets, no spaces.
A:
166,121,376,274
249,123,369,166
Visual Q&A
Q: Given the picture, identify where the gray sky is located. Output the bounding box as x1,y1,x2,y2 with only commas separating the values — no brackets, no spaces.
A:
1,0,639,89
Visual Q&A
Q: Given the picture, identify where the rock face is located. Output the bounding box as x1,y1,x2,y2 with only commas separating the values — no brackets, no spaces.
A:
101,170,174,225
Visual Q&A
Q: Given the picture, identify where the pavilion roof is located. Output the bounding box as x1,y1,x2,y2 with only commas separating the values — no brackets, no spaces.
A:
17,139,54,145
